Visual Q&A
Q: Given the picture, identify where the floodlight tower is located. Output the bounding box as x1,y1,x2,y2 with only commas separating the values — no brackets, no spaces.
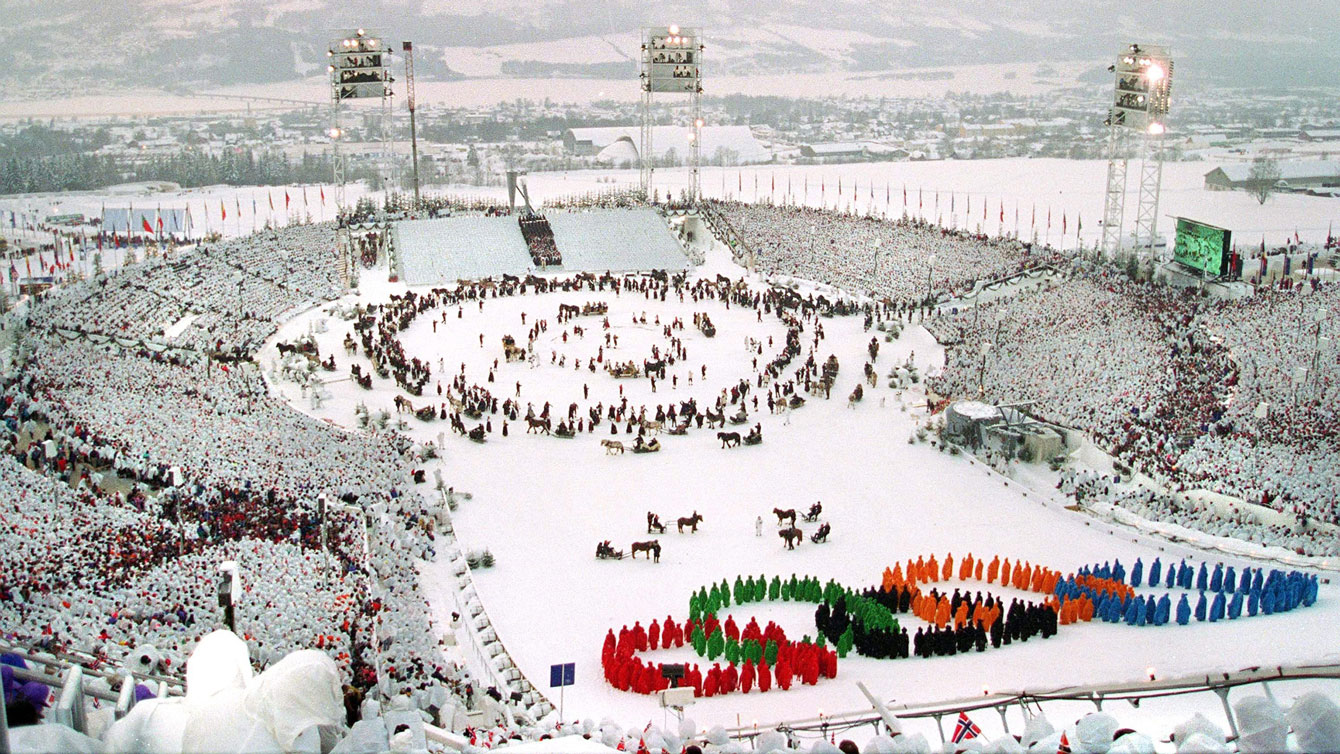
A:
327,28,394,210
1100,43,1173,263
640,26,704,204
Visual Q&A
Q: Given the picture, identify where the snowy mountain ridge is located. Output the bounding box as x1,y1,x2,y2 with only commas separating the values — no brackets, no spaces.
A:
6,0,1338,93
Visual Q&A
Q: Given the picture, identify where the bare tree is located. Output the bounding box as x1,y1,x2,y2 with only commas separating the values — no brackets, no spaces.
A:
1248,156,1282,205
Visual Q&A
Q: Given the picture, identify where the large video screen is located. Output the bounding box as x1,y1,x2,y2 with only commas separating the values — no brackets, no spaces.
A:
1172,217,1231,276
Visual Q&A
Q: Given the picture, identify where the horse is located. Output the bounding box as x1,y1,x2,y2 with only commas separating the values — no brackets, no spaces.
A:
704,408,726,428
773,508,797,526
677,511,703,533
641,420,663,435
601,439,625,455
717,431,741,448
526,416,552,435
630,540,661,562
779,526,803,550
393,395,413,414
848,384,864,408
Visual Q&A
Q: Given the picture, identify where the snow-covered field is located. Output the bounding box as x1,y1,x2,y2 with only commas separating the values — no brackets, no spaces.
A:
262,239,1340,744
0,61,1094,119
5,157,1335,255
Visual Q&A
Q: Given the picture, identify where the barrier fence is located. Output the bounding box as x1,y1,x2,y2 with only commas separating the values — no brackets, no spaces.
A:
728,663,1340,748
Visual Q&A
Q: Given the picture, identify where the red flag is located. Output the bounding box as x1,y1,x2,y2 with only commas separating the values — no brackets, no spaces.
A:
269,192,275,211
1032,204,1036,228
918,188,922,209
1000,201,1004,222
285,191,291,210
321,187,326,205
838,177,842,196
902,185,906,206
221,200,227,221
142,217,154,234
1062,212,1067,234
1047,208,1052,229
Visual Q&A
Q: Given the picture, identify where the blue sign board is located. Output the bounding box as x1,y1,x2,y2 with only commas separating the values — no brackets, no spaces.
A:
549,662,575,688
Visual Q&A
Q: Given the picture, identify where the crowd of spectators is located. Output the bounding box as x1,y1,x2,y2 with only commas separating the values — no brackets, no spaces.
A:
37,224,340,357
0,221,487,734
714,201,1064,305
1059,469,1339,558
518,214,560,267
927,256,1339,546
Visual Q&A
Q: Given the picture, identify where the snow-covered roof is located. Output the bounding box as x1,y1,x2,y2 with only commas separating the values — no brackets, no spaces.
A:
952,400,1002,420
565,125,770,164
803,142,867,155
1210,160,1340,183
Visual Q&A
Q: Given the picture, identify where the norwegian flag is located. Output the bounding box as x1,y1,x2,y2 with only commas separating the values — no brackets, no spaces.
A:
952,711,981,744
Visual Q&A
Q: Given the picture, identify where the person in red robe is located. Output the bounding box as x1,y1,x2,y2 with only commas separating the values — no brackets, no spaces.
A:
704,665,720,697
648,620,661,650
722,662,738,693
740,659,755,693
757,660,771,692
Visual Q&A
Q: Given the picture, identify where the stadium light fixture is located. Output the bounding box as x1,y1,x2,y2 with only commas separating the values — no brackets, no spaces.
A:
1147,122,1166,135
1146,63,1165,82
669,24,679,34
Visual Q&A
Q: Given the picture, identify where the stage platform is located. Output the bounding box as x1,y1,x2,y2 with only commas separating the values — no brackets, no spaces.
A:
392,208,689,286
393,215,532,286
546,208,689,272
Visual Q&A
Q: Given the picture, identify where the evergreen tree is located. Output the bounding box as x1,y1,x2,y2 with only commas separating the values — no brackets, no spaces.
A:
724,638,740,665
764,639,779,666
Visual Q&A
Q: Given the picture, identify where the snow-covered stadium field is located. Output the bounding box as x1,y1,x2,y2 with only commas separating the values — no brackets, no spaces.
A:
263,237,1340,743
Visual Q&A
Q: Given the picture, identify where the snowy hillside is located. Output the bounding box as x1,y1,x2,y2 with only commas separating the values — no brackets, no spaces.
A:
6,0,1338,92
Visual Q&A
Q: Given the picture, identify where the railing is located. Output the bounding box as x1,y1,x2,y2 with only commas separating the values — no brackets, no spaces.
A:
727,663,1340,748
0,639,186,746
696,202,755,265
935,264,1061,312
437,496,553,722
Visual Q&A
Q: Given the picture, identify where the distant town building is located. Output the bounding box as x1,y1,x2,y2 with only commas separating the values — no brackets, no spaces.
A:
561,125,770,165
798,142,868,162
1203,160,1340,192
